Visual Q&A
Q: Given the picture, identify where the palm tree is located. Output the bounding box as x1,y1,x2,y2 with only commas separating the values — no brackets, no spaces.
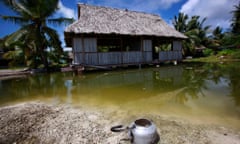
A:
173,13,188,33
209,26,224,48
220,2,240,49
173,13,193,56
231,2,240,34
0,0,74,70
173,13,210,56
212,26,223,39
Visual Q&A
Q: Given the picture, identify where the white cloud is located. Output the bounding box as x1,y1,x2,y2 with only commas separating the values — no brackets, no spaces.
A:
180,0,199,13
56,1,76,48
160,0,184,9
57,1,76,18
180,0,239,29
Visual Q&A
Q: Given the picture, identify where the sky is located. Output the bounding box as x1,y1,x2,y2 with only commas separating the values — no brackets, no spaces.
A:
0,0,239,47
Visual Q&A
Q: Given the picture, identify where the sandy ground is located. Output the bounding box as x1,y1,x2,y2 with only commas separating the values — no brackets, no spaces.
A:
0,102,240,144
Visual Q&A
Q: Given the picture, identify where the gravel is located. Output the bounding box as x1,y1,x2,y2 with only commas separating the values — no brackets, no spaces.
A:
0,102,240,144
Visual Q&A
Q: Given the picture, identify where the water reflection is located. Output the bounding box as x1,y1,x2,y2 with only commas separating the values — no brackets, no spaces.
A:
0,63,240,123
0,63,240,106
0,73,70,104
64,79,73,104
226,63,240,106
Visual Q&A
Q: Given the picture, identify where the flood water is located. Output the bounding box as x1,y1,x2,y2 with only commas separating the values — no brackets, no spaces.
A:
0,62,240,129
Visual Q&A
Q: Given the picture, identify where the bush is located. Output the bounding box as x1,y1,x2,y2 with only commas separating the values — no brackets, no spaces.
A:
203,48,214,56
218,49,235,56
230,50,240,59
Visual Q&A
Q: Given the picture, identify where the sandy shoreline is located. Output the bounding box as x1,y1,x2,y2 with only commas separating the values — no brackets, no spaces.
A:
0,102,240,144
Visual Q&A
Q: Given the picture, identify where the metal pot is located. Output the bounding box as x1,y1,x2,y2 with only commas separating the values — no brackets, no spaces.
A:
111,118,160,144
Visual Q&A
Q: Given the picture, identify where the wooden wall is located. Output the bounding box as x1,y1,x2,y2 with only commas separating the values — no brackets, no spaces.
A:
159,41,182,61
72,38,182,66
143,40,153,63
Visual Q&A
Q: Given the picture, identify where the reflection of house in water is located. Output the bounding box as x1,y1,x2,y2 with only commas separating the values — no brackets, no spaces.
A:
73,66,184,93
64,79,73,104
153,66,184,88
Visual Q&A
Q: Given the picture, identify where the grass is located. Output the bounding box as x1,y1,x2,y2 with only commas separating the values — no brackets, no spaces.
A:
184,49,240,63
183,55,220,63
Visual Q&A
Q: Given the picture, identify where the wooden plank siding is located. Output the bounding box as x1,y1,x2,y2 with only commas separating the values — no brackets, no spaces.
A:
72,38,182,66
159,51,182,61
73,38,83,64
142,52,152,63
84,38,97,52
143,40,153,63
122,52,142,64
143,40,152,51
98,52,122,65
85,53,98,65
159,41,182,61
73,38,83,52
173,41,182,51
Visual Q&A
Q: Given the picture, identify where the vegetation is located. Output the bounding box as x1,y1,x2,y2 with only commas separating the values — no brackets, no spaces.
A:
231,2,240,34
173,2,240,60
0,1,240,69
0,0,74,70
173,13,210,56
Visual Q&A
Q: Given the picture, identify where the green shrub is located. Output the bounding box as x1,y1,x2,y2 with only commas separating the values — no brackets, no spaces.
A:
203,48,214,56
230,50,240,59
218,49,235,56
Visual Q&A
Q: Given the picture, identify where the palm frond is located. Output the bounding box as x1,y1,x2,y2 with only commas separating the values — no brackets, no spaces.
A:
0,15,30,24
4,27,28,46
15,0,33,16
37,0,59,17
1,0,30,17
42,26,62,52
1,0,73,69
47,17,74,26
0,0,16,11
3,49,22,60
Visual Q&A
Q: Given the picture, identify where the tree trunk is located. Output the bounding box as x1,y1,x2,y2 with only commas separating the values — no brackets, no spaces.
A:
40,49,49,72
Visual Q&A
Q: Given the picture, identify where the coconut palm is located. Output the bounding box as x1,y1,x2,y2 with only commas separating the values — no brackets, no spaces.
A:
173,13,210,56
188,16,210,47
173,13,188,33
209,26,224,48
0,0,74,70
231,2,240,34
173,13,192,56
220,2,240,49
212,26,224,40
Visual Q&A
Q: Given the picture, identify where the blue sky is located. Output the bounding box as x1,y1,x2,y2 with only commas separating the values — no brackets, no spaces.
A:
0,0,239,47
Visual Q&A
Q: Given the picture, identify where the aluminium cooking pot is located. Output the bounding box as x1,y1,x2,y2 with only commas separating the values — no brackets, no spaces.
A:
111,118,160,144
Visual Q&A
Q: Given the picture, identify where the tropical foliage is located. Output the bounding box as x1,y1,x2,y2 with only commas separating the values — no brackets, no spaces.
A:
0,0,74,70
173,13,210,56
231,2,240,34
173,2,240,58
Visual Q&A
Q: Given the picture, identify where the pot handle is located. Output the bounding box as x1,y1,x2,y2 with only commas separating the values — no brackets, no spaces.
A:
111,125,135,143
110,125,126,132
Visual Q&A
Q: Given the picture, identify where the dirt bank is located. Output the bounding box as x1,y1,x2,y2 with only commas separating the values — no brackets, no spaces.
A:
0,102,239,144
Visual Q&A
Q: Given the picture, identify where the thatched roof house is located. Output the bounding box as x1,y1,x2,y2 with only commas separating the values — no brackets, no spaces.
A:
64,4,187,67
65,4,186,39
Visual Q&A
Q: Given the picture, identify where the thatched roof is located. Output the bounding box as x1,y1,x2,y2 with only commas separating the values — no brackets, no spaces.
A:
65,4,187,39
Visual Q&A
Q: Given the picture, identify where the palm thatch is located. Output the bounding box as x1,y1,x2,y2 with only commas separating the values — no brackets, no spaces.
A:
65,4,187,39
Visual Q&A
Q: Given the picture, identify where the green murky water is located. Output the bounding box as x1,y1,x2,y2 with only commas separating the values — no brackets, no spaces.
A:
0,62,240,128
